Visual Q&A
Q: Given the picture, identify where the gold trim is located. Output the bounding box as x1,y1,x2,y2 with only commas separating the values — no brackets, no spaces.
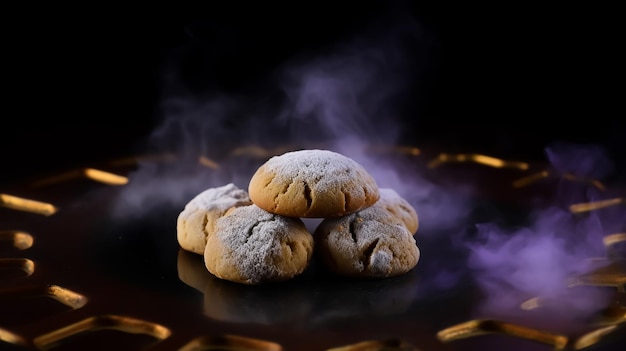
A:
30,168,128,187
575,325,623,350
428,153,529,170
604,233,626,248
198,156,220,169
437,319,568,349
0,327,27,346
569,198,625,213
0,258,35,277
0,194,57,216
0,230,34,250
0,284,87,310
562,173,606,191
326,338,417,351
520,297,543,311
512,170,551,188
179,334,282,351
84,168,128,185
34,314,171,349
568,260,626,292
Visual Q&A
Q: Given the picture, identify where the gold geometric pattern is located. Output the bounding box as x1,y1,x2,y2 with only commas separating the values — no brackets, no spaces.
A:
0,194,57,216
0,327,27,346
568,260,626,292
33,314,171,349
437,319,569,349
30,168,129,187
1,146,624,350
178,334,282,351
0,230,34,250
437,318,626,350
0,284,88,310
0,258,35,278
428,153,529,170
569,198,625,214
326,338,418,351
512,170,607,190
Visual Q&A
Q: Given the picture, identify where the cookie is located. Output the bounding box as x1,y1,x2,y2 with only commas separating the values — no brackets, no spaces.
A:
204,204,314,285
177,183,252,255
377,188,419,235
248,149,380,218
314,203,420,278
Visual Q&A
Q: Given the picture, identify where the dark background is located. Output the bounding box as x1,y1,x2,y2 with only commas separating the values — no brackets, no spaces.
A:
1,2,623,185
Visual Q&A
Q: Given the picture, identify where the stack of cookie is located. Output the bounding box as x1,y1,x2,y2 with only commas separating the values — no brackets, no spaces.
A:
177,149,420,285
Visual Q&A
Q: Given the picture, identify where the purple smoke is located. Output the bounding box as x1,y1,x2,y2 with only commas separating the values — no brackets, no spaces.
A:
545,141,614,178
466,142,622,323
105,6,624,332
111,10,452,222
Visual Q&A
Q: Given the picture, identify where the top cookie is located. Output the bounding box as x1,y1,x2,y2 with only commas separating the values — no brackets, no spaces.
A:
248,149,380,218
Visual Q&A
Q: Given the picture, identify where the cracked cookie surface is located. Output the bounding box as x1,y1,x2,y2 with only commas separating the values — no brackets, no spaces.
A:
177,183,253,255
205,204,314,284
314,203,420,279
248,149,380,218
377,188,419,235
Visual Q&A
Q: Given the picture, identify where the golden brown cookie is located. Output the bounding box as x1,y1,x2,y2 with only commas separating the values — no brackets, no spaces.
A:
314,203,420,279
377,188,419,235
204,204,314,285
248,149,380,218
177,183,252,255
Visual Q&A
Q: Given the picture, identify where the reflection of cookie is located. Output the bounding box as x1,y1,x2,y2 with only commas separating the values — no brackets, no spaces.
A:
248,149,380,218
205,204,314,284
377,188,419,235
314,204,420,278
202,273,312,325
177,183,252,255
177,248,209,292
309,271,420,326
177,249,311,325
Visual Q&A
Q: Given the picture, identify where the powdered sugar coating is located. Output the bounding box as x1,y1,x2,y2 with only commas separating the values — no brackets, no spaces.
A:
377,188,419,235
177,183,252,255
205,204,314,284
248,149,380,218
314,203,420,278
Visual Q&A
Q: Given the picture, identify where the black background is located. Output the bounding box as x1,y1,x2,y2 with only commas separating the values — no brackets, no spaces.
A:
1,2,623,185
